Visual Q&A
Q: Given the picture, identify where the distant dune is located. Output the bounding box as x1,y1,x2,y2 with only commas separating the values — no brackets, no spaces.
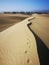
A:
0,14,30,32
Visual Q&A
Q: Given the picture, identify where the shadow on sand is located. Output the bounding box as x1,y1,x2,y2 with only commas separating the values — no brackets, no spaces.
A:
27,22,49,65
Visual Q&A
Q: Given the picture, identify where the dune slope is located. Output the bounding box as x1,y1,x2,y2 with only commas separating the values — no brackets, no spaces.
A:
30,14,49,49
0,17,40,65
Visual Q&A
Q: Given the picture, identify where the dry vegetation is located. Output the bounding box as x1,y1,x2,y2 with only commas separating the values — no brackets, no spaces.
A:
0,14,30,32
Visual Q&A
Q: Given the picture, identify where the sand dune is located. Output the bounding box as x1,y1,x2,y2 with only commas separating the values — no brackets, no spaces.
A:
0,14,49,65
0,17,40,65
30,14,49,49
0,14,30,32
28,15,49,65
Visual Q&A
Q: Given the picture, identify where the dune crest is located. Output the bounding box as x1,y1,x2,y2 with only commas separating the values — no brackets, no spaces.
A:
0,17,40,65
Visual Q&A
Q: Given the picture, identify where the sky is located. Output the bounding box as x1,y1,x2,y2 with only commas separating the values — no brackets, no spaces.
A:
0,0,49,12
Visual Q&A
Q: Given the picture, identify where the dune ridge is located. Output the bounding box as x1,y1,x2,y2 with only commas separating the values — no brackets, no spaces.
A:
0,17,40,65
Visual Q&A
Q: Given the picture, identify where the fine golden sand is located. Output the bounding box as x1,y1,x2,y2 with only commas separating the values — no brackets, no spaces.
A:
0,14,49,65
0,16,40,65
30,14,49,49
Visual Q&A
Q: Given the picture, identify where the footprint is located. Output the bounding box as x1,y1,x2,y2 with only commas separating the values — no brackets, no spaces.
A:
27,59,30,63
25,50,27,53
27,42,29,45
29,45,30,48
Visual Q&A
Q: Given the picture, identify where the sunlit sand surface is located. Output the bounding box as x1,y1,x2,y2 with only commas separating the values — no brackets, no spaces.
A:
30,14,49,49
0,14,49,65
0,17,40,65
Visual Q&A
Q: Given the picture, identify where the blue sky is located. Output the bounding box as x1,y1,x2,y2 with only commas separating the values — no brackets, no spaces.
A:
0,0,49,12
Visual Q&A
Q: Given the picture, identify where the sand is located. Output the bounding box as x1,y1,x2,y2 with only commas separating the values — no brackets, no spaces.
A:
0,14,49,65
0,17,40,65
0,14,30,32
30,14,49,49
